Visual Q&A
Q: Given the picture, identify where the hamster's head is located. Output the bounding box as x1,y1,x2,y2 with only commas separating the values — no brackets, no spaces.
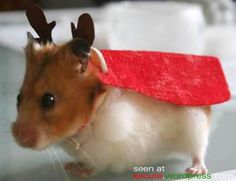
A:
12,38,104,149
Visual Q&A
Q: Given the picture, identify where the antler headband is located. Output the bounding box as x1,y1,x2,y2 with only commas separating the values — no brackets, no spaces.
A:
26,3,56,44
26,3,107,73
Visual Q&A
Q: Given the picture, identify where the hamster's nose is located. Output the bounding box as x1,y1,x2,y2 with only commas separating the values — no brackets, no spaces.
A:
12,121,38,148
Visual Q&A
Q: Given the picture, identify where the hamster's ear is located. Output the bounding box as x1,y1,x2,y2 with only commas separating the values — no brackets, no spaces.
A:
67,38,91,73
71,13,95,46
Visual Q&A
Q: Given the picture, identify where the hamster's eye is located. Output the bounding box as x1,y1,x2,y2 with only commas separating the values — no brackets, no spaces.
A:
17,93,22,107
41,93,55,108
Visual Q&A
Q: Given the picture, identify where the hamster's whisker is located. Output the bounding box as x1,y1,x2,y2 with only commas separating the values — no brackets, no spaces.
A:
77,147,100,172
66,138,100,172
46,148,70,181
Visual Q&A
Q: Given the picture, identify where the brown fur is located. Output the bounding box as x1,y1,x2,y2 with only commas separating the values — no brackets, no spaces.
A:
13,42,104,149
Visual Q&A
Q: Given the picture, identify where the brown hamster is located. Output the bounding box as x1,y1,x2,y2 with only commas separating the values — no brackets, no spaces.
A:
12,7,211,177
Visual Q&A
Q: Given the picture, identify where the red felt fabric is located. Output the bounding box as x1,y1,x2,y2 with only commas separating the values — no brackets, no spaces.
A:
99,50,231,106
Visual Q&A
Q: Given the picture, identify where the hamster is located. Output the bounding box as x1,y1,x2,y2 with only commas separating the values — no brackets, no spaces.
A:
12,37,211,177
12,8,211,177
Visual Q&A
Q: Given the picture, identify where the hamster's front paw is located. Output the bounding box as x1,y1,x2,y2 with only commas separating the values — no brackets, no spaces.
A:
186,157,208,174
64,162,96,177
185,164,208,174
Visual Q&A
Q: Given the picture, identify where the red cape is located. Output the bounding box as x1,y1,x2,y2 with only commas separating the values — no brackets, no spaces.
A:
99,50,231,106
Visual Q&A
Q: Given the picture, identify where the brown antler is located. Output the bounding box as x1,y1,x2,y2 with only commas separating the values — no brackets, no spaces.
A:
71,13,95,46
26,3,56,44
